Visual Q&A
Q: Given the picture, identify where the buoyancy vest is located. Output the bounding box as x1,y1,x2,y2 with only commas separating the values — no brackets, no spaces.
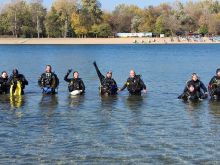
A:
41,73,59,88
68,78,83,92
127,75,143,93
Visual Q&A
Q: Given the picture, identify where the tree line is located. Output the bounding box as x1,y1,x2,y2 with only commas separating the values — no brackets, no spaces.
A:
0,0,220,38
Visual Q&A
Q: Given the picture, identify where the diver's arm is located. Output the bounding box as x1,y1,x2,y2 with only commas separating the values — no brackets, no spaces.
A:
64,72,71,83
208,77,215,88
120,82,127,91
140,78,147,90
183,81,190,92
113,79,118,89
0,78,3,85
22,75,28,85
38,74,44,87
200,81,208,93
51,74,59,88
80,80,85,92
7,75,13,85
93,61,105,81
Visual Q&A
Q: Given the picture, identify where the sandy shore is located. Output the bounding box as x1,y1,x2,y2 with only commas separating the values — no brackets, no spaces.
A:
0,37,219,45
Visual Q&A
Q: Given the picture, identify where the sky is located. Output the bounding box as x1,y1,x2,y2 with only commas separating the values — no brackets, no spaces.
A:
0,0,188,11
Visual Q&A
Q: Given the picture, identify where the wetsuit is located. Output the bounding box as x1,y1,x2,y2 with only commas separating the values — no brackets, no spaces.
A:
121,75,146,95
8,74,28,95
93,62,118,95
0,76,9,94
208,76,220,99
64,72,85,93
38,72,59,94
178,79,208,100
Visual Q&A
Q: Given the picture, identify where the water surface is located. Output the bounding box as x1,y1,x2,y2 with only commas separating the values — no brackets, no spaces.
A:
0,44,220,164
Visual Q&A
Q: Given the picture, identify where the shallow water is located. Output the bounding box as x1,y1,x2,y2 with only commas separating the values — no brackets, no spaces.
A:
0,44,220,164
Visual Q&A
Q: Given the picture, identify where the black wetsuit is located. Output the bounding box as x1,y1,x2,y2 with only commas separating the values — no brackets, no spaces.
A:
0,77,9,94
38,72,59,94
8,74,28,95
209,76,220,99
93,62,118,95
179,79,207,100
64,72,85,93
121,75,146,95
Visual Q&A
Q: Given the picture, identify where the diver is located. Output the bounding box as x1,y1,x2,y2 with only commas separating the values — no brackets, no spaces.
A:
93,61,118,95
64,69,85,95
178,73,208,101
119,70,147,95
8,69,28,95
38,65,59,94
208,68,220,100
0,71,10,94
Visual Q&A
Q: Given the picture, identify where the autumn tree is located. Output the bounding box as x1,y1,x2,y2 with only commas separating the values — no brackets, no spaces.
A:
71,0,102,37
53,0,77,37
110,4,142,33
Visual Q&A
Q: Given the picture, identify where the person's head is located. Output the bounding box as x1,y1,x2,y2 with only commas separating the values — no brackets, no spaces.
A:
106,71,112,78
1,71,8,78
189,85,195,93
216,68,220,77
191,73,199,81
45,65,52,73
130,70,136,78
12,69,18,77
73,71,79,79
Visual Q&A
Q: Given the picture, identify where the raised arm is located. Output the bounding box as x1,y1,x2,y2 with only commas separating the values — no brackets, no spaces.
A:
93,61,105,82
64,69,72,83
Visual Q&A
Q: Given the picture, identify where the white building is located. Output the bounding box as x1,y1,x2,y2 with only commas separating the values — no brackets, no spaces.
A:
116,32,153,38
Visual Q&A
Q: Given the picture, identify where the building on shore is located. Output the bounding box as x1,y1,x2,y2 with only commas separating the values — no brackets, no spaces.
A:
116,32,153,38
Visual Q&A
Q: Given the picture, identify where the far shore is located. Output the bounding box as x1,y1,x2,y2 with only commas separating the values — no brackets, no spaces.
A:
0,37,219,45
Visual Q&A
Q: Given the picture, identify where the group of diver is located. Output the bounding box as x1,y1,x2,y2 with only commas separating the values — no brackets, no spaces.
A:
1,63,220,101
0,62,147,97
178,68,220,101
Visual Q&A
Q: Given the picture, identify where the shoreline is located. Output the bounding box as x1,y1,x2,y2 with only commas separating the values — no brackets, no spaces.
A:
0,37,219,45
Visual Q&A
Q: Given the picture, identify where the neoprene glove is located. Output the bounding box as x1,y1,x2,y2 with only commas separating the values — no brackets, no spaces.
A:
67,69,72,74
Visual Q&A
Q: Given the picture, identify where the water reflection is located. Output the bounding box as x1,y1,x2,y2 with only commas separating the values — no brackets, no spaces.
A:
39,94,59,110
209,101,220,117
100,95,118,107
126,95,144,111
185,100,202,111
68,94,85,108
9,95,25,109
0,95,10,109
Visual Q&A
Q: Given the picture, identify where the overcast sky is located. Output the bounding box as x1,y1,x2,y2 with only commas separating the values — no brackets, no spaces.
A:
0,0,188,11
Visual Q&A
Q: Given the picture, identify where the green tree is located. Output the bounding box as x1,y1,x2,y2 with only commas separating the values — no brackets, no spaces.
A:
29,0,47,38
198,25,208,35
155,15,166,34
91,23,112,37
5,0,32,38
45,6,62,37
81,0,102,25
0,13,10,35
138,6,159,32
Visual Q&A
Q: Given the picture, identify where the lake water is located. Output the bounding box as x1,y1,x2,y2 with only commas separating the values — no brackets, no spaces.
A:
0,44,220,164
